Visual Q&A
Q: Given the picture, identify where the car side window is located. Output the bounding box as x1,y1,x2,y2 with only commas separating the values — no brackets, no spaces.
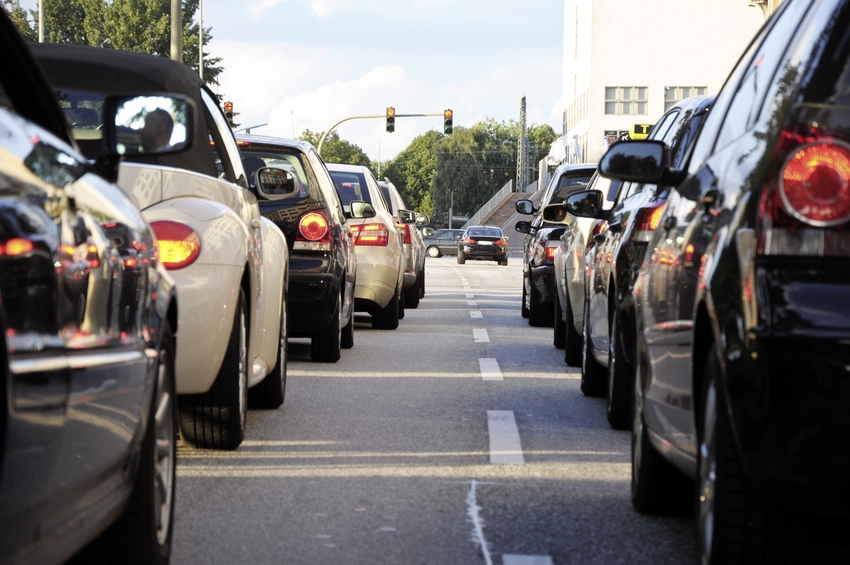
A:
308,149,346,224
648,109,679,141
200,88,247,188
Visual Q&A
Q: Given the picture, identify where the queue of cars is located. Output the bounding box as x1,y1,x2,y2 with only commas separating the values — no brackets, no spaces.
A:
1,11,431,564
539,0,850,561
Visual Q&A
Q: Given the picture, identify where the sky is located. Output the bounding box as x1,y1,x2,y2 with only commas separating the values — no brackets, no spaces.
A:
20,0,566,162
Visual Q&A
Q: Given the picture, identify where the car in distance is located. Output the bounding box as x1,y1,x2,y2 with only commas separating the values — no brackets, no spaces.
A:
515,162,597,326
238,134,357,362
580,95,713,429
0,11,178,563
327,163,409,330
601,0,850,560
457,225,509,265
424,228,465,257
32,44,289,450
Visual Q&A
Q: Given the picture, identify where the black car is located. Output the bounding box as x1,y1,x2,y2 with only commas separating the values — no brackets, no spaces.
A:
238,134,356,362
515,163,597,326
1,11,178,564
602,0,850,560
457,225,508,264
578,95,713,429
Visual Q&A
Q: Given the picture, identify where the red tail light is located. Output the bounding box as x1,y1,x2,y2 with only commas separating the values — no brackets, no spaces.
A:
544,240,558,261
633,205,665,242
760,128,850,256
86,243,100,269
402,224,412,245
463,237,476,245
150,220,201,270
350,223,390,246
0,238,34,256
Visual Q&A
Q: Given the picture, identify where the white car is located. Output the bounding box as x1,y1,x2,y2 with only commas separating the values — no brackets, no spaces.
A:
327,163,408,329
33,44,289,450
378,177,427,308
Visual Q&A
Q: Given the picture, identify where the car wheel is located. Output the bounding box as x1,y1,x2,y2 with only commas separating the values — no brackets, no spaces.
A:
521,277,529,318
500,258,508,266
631,347,692,515
563,288,582,366
398,285,405,319
698,350,769,564
527,279,553,327
404,282,420,309
179,288,248,450
311,294,342,363
250,295,287,407
88,321,176,564
553,294,566,349
606,309,632,430
418,267,425,299
372,286,400,330
457,251,466,265
341,290,354,350
426,245,441,258
580,298,606,397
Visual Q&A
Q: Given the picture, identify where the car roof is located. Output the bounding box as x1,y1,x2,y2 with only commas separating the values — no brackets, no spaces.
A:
236,133,316,154
326,163,369,172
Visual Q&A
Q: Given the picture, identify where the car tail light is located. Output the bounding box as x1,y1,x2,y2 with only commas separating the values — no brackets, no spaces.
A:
544,239,559,261
294,211,332,252
494,238,507,246
463,237,476,245
0,238,34,256
633,204,665,243
402,224,412,245
150,220,201,270
759,128,850,256
351,223,390,246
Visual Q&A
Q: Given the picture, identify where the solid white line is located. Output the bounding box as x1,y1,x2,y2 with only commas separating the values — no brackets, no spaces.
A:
473,329,489,342
466,480,493,565
487,411,525,464
479,358,503,381
470,311,484,319
502,556,554,565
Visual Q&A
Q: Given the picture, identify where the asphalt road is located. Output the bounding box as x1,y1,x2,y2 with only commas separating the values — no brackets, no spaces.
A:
172,257,696,565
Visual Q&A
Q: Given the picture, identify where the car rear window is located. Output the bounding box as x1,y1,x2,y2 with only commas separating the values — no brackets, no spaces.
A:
329,170,374,207
467,228,502,238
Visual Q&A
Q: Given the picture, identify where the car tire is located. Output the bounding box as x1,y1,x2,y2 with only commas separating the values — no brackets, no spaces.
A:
250,296,287,407
179,288,248,450
341,298,354,350
427,245,441,258
521,278,529,318
418,267,425,299
457,252,466,265
606,309,632,430
563,289,582,366
580,298,606,397
631,348,692,515
311,295,342,363
84,321,177,565
527,279,553,327
697,350,770,564
500,258,508,266
553,294,566,349
372,286,400,330
398,285,405,320
404,282,420,309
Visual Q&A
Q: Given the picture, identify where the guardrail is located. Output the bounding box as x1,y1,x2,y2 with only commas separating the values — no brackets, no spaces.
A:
462,180,513,229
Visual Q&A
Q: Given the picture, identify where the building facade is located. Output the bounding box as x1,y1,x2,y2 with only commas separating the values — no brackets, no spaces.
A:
560,0,766,164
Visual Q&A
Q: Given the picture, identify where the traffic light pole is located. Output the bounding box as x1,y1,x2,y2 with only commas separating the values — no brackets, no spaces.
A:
317,112,446,156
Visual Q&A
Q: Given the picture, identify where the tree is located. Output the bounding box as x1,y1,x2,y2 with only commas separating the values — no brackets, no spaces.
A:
528,123,558,168
383,130,441,212
6,1,37,41
12,0,223,84
301,129,371,168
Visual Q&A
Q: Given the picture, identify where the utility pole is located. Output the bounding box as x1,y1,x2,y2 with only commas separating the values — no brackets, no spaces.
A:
170,0,182,63
516,95,529,193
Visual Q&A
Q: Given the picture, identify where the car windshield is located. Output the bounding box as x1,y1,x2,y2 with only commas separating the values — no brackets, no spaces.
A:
330,170,374,206
240,149,311,199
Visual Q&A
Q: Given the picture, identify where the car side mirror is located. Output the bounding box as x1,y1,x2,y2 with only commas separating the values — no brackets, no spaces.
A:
421,227,435,237
515,220,533,234
349,200,375,219
599,139,668,183
516,199,535,215
562,189,605,218
398,209,416,224
104,94,194,156
541,203,570,223
415,212,431,226
255,167,299,199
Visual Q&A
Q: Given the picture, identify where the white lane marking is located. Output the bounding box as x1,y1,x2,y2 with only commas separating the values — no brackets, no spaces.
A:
466,480,493,565
466,293,475,299
502,556,554,565
473,329,490,342
479,358,503,381
470,311,483,319
468,300,478,307
487,411,525,464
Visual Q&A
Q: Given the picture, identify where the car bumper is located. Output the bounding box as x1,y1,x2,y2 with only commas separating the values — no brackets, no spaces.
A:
461,246,507,260
353,248,399,309
287,254,339,334
529,264,555,304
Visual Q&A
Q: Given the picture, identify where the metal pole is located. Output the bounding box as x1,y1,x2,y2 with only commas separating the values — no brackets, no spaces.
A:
38,0,43,42
198,0,203,79
317,112,447,156
170,0,182,63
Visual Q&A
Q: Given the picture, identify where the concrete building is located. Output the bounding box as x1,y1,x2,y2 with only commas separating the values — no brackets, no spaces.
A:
559,0,768,164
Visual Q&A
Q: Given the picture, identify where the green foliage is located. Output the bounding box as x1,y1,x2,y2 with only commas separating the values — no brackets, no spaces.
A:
382,130,441,212
529,123,558,166
7,1,37,41
301,129,371,168
13,0,222,84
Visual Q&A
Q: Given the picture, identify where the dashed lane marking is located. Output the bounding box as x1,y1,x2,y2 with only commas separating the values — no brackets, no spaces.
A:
487,411,525,464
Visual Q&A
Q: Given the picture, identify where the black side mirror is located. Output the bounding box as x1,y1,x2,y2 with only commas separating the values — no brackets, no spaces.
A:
515,221,533,234
563,189,605,218
516,199,535,215
600,140,668,183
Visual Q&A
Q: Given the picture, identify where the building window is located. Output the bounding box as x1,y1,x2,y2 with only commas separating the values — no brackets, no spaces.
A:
664,86,707,111
605,87,647,115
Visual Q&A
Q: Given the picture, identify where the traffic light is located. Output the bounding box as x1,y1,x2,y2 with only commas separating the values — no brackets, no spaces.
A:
386,107,395,133
443,109,453,134
223,101,234,127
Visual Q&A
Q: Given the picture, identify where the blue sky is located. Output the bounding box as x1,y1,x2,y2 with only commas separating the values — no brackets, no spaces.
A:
20,0,565,161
